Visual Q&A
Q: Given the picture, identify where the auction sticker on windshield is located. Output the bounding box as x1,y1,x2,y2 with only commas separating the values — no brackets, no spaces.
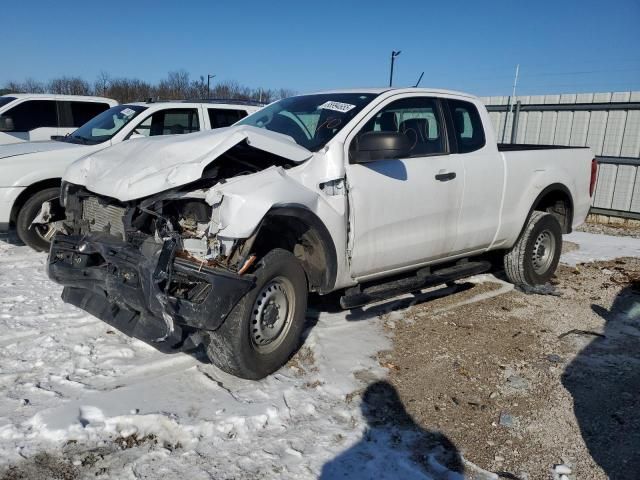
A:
318,101,356,113
121,108,136,117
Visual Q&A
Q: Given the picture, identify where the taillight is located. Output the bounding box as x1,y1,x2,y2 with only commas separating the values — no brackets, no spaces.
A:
589,158,598,197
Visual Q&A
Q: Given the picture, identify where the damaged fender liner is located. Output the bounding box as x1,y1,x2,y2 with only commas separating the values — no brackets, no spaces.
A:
48,234,255,352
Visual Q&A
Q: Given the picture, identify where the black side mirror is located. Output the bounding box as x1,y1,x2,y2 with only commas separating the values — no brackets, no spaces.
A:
353,131,411,163
0,115,14,132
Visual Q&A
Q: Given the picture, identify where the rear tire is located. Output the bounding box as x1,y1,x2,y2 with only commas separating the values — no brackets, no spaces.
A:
15,187,61,252
204,248,308,380
504,211,562,287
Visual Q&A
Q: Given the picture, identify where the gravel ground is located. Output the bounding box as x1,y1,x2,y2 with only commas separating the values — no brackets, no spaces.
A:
577,221,640,239
382,257,640,480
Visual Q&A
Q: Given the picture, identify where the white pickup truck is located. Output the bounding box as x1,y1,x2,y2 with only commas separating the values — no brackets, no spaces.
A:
0,100,261,250
47,88,597,379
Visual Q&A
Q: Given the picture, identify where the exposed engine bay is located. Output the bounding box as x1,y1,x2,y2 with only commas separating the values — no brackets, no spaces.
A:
47,141,303,351
62,141,297,272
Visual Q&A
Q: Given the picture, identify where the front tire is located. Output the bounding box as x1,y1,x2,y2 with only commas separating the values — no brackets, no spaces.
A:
204,248,308,380
504,211,562,287
15,187,61,252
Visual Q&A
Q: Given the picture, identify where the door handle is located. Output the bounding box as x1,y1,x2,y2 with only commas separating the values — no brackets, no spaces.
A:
435,171,456,181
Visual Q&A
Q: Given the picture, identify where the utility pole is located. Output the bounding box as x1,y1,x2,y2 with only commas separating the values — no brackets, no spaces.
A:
389,50,401,87
207,74,216,99
501,64,520,143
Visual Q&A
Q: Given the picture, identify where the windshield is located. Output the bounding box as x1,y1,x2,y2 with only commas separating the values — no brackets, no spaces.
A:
236,93,379,151
63,105,147,145
0,97,16,109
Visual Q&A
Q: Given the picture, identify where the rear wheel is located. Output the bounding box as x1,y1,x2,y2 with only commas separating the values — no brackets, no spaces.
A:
16,187,62,252
204,248,308,380
504,211,562,287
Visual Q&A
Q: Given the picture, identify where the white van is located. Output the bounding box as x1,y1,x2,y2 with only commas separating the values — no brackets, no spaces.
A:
0,94,118,144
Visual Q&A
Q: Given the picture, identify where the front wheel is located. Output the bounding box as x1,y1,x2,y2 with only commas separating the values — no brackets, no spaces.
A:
204,248,308,380
503,211,562,287
16,187,62,252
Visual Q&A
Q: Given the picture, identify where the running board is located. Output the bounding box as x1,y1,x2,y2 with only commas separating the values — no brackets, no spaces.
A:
339,260,491,309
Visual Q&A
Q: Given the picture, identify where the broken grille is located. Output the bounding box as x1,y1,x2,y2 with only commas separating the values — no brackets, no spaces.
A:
82,196,126,239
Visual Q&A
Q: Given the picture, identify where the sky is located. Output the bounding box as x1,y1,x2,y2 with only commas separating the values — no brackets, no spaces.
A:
3,0,640,97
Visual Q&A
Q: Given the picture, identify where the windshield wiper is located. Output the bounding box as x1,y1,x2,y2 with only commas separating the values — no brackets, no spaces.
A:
69,135,92,145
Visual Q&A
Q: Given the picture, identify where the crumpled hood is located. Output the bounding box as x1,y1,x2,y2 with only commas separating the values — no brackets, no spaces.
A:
0,140,81,160
64,125,313,202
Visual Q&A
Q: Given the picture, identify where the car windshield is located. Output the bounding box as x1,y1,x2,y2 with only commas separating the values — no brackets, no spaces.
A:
236,93,379,151
62,105,147,145
0,96,16,108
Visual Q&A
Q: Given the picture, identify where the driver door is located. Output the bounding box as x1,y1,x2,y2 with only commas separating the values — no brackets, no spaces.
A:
345,95,464,279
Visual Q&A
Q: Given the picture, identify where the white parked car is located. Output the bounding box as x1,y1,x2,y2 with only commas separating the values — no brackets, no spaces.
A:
49,88,596,379
0,94,117,144
0,100,261,250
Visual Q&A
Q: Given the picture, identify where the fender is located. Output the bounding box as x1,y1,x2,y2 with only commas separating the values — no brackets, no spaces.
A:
260,204,338,293
520,182,574,237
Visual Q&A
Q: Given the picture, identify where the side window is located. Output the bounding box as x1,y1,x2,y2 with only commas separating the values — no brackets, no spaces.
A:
3,100,58,132
135,108,200,137
208,108,247,129
70,102,111,127
351,97,445,158
447,100,485,153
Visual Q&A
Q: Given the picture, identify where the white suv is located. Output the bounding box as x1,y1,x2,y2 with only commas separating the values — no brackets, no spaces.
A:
0,94,118,144
0,100,262,250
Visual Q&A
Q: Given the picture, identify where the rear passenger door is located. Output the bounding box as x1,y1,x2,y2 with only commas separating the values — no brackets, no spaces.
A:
134,108,200,137
445,99,504,253
207,107,248,129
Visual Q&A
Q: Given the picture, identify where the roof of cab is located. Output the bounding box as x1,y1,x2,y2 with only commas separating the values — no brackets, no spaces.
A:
1,93,117,103
304,87,478,100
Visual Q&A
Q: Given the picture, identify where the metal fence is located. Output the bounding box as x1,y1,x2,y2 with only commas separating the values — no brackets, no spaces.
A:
481,92,640,219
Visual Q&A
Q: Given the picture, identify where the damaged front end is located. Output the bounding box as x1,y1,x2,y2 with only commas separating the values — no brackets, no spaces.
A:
48,146,296,352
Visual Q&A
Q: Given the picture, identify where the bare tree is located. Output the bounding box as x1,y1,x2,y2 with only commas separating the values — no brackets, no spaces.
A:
49,77,91,95
190,75,208,99
2,71,295,104
107,77,154,103
157,70,191,100
94,71,111,97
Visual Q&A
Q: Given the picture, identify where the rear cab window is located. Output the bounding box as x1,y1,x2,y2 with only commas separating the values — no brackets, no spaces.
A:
58,101,112,128
446,99,485,153
208,108,248,128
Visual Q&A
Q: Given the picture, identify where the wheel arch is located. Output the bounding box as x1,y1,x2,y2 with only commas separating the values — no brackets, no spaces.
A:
529,183,574,234
248,204,338,294
9,178,62,225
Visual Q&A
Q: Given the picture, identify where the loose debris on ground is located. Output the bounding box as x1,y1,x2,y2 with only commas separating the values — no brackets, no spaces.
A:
384,257,640,480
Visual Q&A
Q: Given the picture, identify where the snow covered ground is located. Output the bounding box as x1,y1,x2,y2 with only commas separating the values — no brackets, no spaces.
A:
0,231,638,479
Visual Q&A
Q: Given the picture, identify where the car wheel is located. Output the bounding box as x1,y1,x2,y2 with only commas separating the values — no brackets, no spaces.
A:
204,248,308,380
504,211,562,287
16,187,62,252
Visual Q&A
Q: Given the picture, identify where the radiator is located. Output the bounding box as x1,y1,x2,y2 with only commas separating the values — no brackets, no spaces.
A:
82,196,126,239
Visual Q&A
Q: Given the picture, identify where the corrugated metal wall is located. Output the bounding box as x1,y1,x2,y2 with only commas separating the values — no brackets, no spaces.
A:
481,92,640,219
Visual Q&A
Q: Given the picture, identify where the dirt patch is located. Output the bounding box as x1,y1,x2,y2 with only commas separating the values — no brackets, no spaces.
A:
0,453,78,480
385,258,640,480
578,221,640,239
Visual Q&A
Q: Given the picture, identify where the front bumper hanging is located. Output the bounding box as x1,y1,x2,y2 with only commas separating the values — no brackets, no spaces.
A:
48,234,255,352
